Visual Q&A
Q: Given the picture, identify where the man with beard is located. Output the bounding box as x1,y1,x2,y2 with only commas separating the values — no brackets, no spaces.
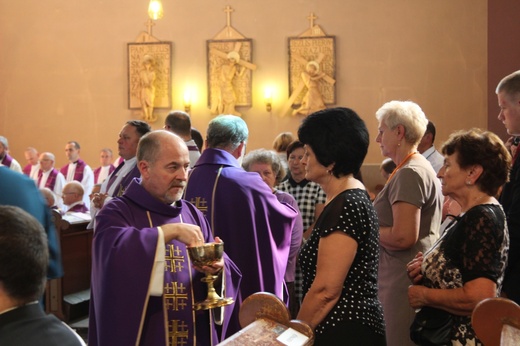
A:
89,130,241,346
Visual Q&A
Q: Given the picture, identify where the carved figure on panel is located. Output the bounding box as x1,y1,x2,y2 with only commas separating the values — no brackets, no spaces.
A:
292,61,327,116
217,51,246,116
127,42,172,124
139,55,157,122
281,13,336,117
207,6,256,117
208,42,256,117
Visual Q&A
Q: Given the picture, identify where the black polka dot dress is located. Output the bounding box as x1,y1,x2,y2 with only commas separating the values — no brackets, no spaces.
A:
299,189,385,338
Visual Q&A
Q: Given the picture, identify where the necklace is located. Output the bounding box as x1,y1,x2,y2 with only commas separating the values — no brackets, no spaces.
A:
387,152,418,183
462,194,491,213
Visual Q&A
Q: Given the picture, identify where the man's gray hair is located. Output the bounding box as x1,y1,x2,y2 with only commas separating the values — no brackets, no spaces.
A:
206,115,248,151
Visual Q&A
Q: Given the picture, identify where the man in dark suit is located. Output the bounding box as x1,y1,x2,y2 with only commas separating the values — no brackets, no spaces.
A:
0,205,83,345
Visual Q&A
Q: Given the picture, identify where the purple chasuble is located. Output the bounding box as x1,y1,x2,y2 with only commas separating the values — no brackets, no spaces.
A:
184,148,297,338
89,178,241,346
60,159,87,182
1,154,13,167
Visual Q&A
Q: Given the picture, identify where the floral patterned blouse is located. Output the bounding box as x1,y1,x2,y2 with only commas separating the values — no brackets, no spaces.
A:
421,204,509,345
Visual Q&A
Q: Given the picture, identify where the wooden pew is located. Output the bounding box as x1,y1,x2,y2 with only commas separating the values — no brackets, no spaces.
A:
472,297,520,346
45,209,93,322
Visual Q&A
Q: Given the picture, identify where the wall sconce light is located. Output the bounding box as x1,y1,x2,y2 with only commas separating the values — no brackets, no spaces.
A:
148,0,164,20
183,90,192,113
264,87,273,112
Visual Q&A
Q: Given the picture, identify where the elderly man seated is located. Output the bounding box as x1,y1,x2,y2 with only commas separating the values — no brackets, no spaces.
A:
62,181,89,214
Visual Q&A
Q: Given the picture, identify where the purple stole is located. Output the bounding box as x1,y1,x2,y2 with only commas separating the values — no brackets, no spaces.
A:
23,164,32,176
1,154,13,168
104,162,140,197
94,165,115,184
67,203,89,213
39,168,59,190
115,164,140,197
60,159,87,182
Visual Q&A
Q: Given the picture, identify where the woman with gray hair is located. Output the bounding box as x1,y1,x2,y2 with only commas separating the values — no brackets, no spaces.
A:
373,100,443,346
242,148,304,318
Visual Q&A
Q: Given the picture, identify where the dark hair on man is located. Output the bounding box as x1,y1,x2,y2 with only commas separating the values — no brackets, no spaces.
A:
67,141,80,149
298,107,369,178
0,206,49,304
425,121,437,143
381,158,397,176
496,70,520,99
285,140,304,159
191,128,204,152
126,120,152,137
441,128,511,196
165,111,192,137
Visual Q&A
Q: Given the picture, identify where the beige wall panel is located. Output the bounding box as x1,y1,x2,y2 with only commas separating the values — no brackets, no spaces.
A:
0,0,486,168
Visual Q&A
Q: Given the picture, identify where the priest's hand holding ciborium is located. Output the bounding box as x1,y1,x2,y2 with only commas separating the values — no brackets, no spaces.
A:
188,239,234,310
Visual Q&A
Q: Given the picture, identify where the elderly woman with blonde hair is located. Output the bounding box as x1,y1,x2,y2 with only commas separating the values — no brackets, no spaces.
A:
373,100,443,346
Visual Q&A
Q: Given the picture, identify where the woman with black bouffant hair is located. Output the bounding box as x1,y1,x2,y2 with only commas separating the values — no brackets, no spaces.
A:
296,107,386,345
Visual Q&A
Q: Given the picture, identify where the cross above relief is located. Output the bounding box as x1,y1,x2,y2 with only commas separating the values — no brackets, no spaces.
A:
307,12,317,29
145,19,155,36
224,5,234,27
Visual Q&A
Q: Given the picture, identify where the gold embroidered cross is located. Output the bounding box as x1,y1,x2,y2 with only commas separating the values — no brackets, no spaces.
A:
188,196,208,214
164,282,188,311
165,244,185,273
168,319,189,346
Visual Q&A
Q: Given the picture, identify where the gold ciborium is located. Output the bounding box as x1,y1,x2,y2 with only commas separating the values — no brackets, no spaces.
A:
187,242,234,310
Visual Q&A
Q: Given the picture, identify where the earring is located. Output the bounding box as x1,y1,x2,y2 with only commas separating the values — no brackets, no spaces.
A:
466,180,472,185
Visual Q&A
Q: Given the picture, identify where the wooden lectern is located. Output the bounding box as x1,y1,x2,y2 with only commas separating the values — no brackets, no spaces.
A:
218,292,314,346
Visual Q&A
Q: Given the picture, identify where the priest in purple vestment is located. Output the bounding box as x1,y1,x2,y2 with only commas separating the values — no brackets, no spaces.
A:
184,115,298,338
89,130,241,346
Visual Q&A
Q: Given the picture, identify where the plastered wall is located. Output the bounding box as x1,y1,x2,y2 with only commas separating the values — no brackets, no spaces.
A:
0,0,487,169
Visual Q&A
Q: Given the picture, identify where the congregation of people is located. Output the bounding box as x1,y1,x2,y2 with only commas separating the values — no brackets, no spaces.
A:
1,70,520,346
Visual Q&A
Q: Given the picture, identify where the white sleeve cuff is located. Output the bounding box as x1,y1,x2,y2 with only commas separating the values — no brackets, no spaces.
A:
150,226,166,296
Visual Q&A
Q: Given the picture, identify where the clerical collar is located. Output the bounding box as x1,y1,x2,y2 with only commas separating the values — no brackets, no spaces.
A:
288,176,310,187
